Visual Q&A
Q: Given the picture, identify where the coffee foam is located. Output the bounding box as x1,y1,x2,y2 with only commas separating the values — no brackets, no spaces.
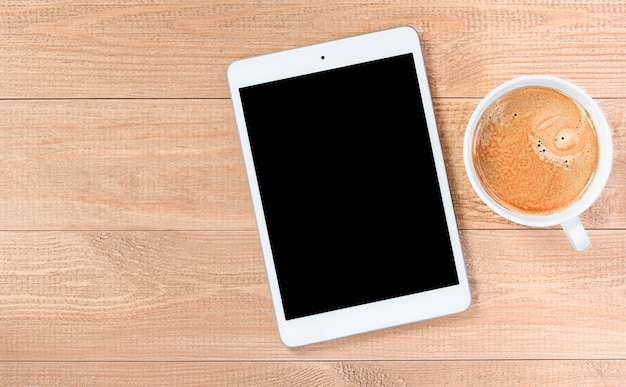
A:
472,86,599,215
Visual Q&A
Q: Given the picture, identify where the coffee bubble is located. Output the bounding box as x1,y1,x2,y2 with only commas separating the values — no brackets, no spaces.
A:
554,128,578,151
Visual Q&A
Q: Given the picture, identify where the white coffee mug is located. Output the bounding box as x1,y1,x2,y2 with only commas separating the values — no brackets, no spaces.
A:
464,76,613,251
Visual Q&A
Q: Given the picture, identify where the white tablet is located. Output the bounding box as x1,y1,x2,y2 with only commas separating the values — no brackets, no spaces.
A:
227,26,471,347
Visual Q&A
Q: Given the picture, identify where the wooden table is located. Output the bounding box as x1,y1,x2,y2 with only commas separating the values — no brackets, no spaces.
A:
1,1,625,385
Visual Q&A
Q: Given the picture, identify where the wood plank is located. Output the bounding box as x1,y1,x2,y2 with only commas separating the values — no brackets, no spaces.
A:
0,99,254,230
1,230,625,361
0,99,624,230
2,360,626,386
1,1,626,98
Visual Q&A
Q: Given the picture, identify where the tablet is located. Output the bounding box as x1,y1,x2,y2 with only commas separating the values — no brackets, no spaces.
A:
227,26,471,347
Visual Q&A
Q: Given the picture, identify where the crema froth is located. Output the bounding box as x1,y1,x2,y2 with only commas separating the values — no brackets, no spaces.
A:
472,86,599,215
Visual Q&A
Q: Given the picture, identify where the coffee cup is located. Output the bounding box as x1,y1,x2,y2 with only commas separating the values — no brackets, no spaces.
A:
464,76,613,250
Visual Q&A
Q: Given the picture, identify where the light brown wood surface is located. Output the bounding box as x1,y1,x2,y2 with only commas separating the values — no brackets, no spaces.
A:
1,1,625,386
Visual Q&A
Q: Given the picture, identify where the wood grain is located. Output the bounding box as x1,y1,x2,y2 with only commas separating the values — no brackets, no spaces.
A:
0,99,254,230
1,1,626,99
2,0,626,384
2,360,626,386
1,230,625,361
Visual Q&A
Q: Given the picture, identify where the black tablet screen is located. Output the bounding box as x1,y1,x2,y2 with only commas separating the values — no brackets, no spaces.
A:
239,53,459,320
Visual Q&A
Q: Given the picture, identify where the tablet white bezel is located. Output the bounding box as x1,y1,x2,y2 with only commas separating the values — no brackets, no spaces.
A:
228,26,471,347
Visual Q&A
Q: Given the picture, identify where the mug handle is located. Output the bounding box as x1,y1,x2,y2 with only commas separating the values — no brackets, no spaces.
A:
561,216,591,251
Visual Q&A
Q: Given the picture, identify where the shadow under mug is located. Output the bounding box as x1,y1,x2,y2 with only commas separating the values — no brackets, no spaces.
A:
463,75,613,251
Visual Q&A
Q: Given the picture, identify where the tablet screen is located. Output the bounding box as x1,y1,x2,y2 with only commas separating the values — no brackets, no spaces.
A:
239,53,459,320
